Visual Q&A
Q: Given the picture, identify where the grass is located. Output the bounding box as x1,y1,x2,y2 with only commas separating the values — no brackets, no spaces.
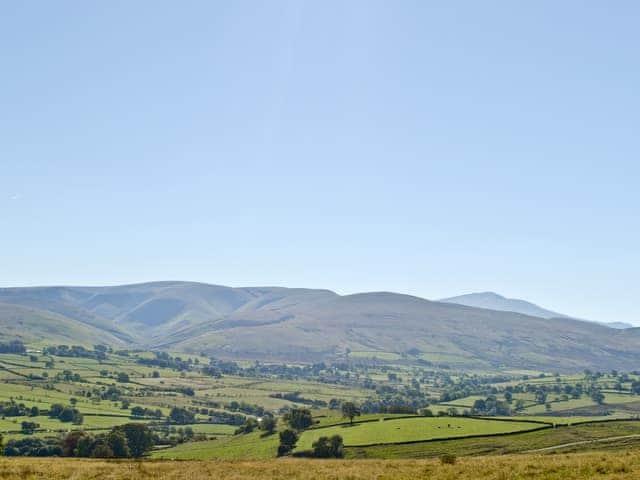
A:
2,451,640,479
347,420,640,458
151,430,279,460
295,417,543,450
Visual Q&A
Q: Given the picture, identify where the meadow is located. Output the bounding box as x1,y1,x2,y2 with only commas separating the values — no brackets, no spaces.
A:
295,416,544,450
2,451,640,480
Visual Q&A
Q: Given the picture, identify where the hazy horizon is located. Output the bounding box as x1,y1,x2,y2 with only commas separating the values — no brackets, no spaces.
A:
1,1,638,324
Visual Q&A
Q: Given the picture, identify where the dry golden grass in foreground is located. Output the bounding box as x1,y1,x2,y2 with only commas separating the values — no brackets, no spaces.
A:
1,451,639,480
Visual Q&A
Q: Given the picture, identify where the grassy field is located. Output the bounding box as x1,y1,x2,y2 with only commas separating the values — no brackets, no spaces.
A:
296,417,544,450
4,347,640,470
151,430,280,460
347,420,640,458
2,451,640,479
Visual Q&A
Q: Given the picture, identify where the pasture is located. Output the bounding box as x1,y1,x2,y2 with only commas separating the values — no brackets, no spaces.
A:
295,417,544,450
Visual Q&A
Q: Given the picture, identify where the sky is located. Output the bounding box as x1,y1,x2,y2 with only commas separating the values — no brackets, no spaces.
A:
1,1,638,324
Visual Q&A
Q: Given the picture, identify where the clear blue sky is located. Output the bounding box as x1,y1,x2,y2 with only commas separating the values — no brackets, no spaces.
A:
1,1,638,324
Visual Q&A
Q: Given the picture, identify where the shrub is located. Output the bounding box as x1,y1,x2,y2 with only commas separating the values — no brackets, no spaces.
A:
312,435,344,458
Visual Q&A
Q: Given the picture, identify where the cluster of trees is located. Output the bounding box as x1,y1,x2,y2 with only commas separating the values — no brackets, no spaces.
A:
276,406,350,458
42,345,107,360
2,424,155,458
311,435,344,458
208,410,246,426
21,421,39,434
49,403,83,424
226,401,265,417
131,406,163,418
0,400,38,417
470,395,511,416
283,408,314,430
3,437,62,456
56,369,83,382
0,340,26,354
235,415,277,435
277,429,298,456
59,424,153,458
169,407,195,424
136,351,195,371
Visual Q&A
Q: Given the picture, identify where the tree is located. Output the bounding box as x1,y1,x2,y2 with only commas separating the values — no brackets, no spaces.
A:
114,424,153,458
76,435,95,457
277,429,298,456
284,408,313,430
107,430,130,458
312,435,344,458
260,416,277,434
169,407,195,425
117,372,130,383
591,391,605,405
131,406,146,417
20,421,38,435
235,418,259,434
49,403,65,418
341,402,360,425
535,390,548,405
61,431,87,457
91,443,114,458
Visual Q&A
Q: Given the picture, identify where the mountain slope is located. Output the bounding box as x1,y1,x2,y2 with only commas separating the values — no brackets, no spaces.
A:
0,282,637,371
439,292,566,319
167,291,638,370
440,292,633,329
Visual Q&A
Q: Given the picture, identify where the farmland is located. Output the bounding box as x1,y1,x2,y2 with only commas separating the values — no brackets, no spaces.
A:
295,417,545,450
3,341,640,467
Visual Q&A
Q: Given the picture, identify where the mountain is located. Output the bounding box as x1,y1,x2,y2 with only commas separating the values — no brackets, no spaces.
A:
439,292,565,319
0,282,638,371
439,292,633,329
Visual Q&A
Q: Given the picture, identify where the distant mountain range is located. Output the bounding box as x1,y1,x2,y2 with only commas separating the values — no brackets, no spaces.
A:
440,292,633,329
0,282,638,371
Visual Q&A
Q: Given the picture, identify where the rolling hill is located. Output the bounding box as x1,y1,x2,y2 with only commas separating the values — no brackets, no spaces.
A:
0,282,638,371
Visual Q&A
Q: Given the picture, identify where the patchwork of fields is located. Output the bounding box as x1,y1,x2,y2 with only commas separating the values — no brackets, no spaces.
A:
3,345,640,464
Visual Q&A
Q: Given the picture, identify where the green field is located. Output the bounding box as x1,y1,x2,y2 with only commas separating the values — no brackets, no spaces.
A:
347,420,640,458
295,417,544,450
151,430,280,460
4,345,640,464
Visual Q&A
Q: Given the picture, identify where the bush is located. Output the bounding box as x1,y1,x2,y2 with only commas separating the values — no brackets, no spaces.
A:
311,435,344,458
